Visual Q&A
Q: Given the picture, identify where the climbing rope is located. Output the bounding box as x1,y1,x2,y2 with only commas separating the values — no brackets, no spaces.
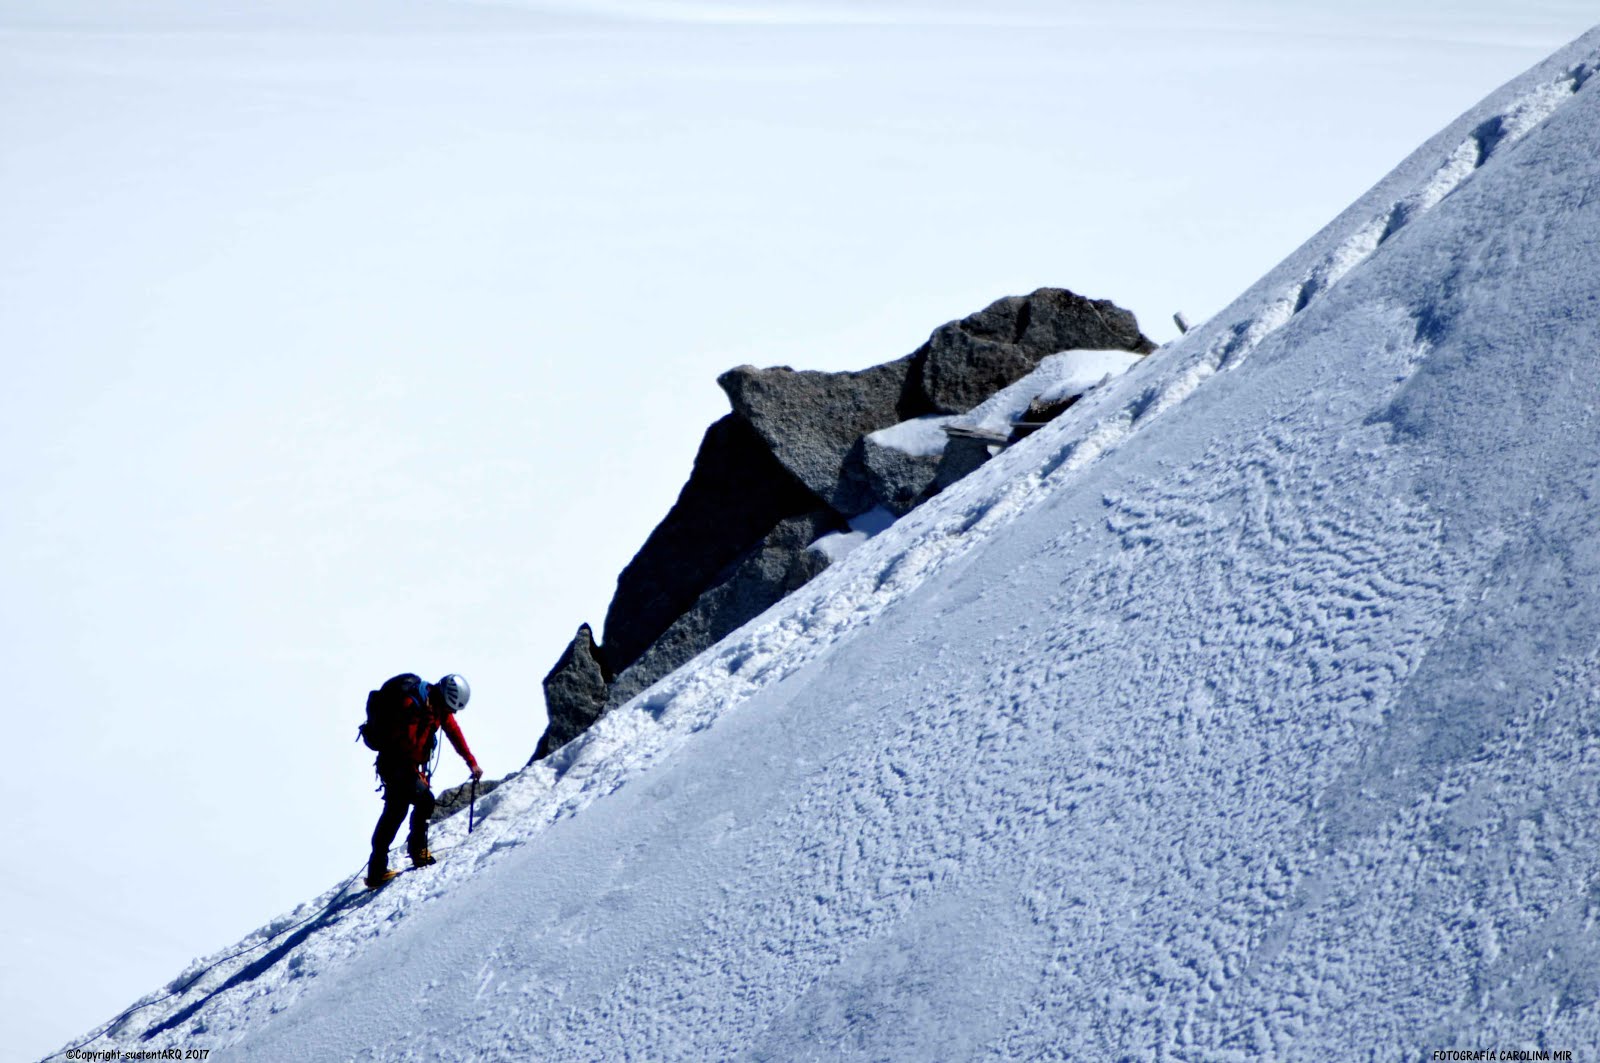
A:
50,861,367,1058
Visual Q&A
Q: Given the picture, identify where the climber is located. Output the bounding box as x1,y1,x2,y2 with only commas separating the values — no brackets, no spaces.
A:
361,673,483,889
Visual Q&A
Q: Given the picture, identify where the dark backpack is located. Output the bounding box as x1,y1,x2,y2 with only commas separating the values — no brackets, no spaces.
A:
358,673,427,752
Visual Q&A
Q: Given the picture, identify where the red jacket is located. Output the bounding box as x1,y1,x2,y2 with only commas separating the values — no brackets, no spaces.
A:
393,693,479,775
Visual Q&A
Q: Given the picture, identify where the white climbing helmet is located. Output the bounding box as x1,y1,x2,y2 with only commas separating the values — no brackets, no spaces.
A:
435,673,471,714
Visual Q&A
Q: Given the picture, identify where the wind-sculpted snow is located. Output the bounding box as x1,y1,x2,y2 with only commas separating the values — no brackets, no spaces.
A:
61,26,1600,1061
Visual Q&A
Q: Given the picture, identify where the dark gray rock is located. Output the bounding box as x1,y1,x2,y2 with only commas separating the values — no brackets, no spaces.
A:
918,288,1155,414
430,774,502,823
853,432,945,516
602,413,824,676
532,623,608,762
606,509,845,709
717,357,928,516
927,433,996,498
713,289,1152,513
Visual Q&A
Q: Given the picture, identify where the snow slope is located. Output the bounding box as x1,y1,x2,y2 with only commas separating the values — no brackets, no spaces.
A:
62,27,1600,1060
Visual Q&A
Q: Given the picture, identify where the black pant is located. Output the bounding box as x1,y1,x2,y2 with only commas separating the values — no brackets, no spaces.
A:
370,758,435,868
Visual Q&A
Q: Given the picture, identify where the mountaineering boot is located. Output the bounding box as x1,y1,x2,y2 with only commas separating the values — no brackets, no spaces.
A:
410,846,436,869
366,854,400,890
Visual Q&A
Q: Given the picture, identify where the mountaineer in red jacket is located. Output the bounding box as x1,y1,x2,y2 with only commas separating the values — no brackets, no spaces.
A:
365,673,482,889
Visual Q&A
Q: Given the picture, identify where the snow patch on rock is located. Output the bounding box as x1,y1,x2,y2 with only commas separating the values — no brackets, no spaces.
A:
865,414,959,458
808,505,898,562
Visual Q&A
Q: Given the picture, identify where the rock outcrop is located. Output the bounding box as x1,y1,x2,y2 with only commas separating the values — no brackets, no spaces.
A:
535,623,609,762
601,414,822,676
606,509,844,710
918,289,1155,414
717,358,926,516
532,287,1155,762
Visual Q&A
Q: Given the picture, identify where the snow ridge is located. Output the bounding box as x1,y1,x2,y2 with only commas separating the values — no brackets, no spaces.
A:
1173,56,1595,396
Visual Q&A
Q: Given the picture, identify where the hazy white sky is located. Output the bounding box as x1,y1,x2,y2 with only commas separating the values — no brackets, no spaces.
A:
3,1,1595,1056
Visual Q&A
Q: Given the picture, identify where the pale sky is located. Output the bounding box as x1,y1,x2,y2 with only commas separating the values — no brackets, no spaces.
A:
3,2,1595,1057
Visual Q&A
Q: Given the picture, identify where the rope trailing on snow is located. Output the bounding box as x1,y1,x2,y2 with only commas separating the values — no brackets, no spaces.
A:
48,861,368,1059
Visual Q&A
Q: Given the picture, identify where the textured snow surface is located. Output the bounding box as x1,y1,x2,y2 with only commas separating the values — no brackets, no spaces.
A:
64,29,1600,1061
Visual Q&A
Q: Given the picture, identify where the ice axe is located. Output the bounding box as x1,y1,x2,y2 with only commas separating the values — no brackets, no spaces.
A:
468,777,478,833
